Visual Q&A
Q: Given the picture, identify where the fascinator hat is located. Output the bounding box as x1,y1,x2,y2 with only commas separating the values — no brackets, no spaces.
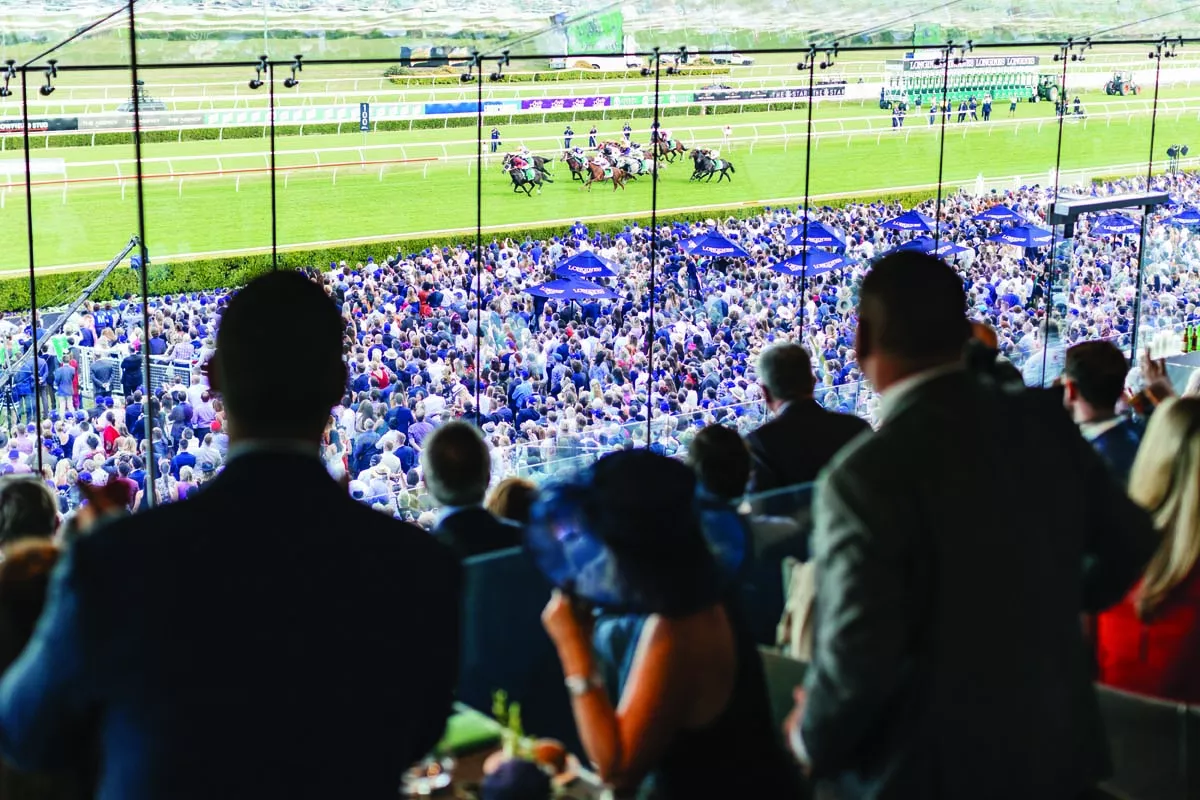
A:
525,450,725,617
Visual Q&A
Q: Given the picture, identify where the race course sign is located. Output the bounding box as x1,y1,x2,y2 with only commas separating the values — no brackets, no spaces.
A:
520,96,612,110
693,86,848,102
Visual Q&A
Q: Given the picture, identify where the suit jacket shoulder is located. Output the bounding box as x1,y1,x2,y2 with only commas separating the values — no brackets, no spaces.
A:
434,508,523,560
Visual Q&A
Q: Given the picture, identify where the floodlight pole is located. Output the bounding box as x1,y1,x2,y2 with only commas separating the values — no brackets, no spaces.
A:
645,49,662,450
797,46,817,338
128,0,156,507
932,41,953,251
1132,42,1168,359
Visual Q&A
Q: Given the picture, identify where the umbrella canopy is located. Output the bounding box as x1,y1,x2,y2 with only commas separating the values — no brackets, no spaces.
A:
1168,206,1200,226
553,250,620,279
1088,213,1141,237
892,237,975,259
972,204,1025,224
770,250,848,277
881,209,936,232
784,220,847,250
682,231,752,259
987,224,1053,248
525,279,618,301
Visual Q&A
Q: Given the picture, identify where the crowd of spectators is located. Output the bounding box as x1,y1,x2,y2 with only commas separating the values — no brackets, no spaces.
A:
0,257,1193,800
0,171,1198,523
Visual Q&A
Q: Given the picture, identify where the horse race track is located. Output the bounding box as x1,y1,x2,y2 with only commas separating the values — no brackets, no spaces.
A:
2,80,1197,274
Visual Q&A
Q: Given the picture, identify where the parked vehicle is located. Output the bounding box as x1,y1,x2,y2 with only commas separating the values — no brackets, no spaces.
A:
711,52,755,66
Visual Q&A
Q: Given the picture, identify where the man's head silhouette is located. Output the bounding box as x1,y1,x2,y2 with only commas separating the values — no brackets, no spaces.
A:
208,271,345,442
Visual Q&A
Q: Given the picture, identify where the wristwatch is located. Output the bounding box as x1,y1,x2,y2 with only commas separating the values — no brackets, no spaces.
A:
564,673,605,697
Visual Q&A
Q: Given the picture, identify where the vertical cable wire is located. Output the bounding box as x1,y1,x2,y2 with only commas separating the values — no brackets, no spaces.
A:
645,50,662,450
1038,40,1073,388
1130,44,1164,357
269,60,279,270
797,48,816,338
19,71,43,476
933,43,953,250
128,0,156,506
474,54,483,418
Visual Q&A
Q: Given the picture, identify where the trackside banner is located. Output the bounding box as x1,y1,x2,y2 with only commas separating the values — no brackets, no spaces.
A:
693,86,847,102
0,117,79,134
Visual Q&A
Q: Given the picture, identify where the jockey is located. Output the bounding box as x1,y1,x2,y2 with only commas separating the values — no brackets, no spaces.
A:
659,128,672,145
594,153,611,170
518,145,531,160
511,154,529,170
571,145,586,158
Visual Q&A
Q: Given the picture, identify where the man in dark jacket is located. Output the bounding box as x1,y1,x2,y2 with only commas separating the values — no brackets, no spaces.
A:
1062,340,1143,486
121,347,144,399
423,421,521,559
0,271,460,800
89,351,116,399
745,343,870,499
788,252,1156,800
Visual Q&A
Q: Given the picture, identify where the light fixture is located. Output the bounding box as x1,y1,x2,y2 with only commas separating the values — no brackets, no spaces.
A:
820,42,840,69
0,60,14,99
640,47,658,78
797,44,818,72
283,54,302,88
952,40,973,65
39,59,57,97
489,50,510,82
461,51,480,82
1151,36,1184,60
248,55,267,90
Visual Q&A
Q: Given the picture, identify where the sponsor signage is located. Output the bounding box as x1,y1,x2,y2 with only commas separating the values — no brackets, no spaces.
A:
520,96,612,110
901,55,1040,71
0,117,79,134
76,112,204,131
693,85,847,102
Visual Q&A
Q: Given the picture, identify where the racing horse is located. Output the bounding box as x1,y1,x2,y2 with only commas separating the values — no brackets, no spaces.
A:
654,137,688,163
616,154,663,181
689,149,736,183
507,165,553,196
560,150,589,182
582,160,629,192
503,152,554,175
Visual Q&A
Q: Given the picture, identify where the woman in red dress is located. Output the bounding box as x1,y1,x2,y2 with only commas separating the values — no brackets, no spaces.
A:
1096,397,1200,703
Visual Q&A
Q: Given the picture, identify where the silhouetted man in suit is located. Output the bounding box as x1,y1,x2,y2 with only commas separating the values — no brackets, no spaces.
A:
423,421,521,559
745,343,870,497
0,272,461,800
786,251,1156,800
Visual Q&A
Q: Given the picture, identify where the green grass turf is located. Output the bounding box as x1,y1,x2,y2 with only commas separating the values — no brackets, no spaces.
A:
1,83,1191,275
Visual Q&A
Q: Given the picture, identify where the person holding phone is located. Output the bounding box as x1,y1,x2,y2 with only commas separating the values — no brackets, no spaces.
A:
536,450,807,799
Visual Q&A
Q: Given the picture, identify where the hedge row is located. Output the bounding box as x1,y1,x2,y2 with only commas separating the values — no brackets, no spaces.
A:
0,187,939,313
15,100,810,152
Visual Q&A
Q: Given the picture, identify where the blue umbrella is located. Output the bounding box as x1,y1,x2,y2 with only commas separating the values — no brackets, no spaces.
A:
553,250,620,279
892,237,975,258
972,204,1025,224
784,220,846,250
1168,206,1200,226
881,209,936,232
770,250,847,277
682,231,751,259
1088,213,1141,237
525,279,618,301
987,224,1053,248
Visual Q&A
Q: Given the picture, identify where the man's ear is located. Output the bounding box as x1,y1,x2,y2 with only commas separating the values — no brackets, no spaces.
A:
855,319,872,362
204,354,222,396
